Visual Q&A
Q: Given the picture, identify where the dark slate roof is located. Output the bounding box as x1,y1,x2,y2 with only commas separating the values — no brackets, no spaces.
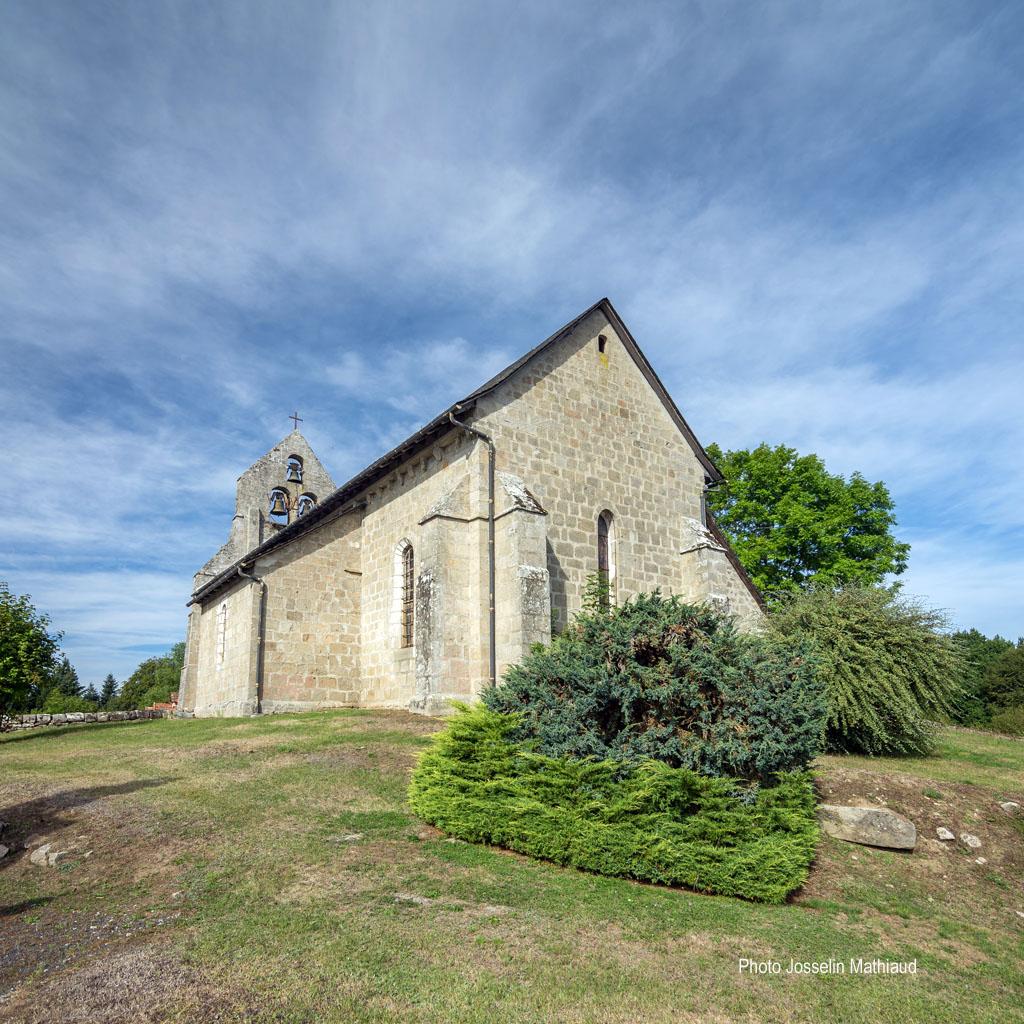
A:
190,298,744,606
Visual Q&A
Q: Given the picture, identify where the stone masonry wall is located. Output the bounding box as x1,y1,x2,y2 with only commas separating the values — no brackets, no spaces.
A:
1,710,166,732
474,307,761,629
195,430,335,587
252,507,363,712
679,518,763,629
357,430,486,709
183,307,762,717
191,576,257,716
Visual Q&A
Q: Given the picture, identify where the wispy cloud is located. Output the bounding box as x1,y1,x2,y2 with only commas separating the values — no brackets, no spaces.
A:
1,0,1022,681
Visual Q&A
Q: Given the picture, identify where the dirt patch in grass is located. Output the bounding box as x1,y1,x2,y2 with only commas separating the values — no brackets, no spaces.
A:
0,782,193,1007
0,941,254,1024
191,735,284,758
284,743,418,775
796,760,1024,964
806,764,1024,892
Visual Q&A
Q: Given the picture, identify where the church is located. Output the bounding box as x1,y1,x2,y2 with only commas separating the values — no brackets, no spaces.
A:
178,299,764,717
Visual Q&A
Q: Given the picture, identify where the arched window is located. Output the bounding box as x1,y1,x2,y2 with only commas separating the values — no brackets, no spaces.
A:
394,540,415,648
268,488,289,524
296,492,317,517
286,455,303,483
215,602,228,668
597,510,615,610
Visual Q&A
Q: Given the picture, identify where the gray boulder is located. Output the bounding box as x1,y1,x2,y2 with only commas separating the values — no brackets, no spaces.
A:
816,804,917,850
28,843,53,866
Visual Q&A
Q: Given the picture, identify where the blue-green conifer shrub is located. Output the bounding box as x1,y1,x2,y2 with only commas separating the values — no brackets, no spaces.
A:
483,591,825,782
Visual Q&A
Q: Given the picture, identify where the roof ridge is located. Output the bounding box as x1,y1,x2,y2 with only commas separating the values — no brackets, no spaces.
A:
190,298,735,605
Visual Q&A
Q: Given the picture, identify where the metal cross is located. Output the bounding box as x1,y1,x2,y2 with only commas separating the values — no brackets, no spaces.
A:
289,411,303,430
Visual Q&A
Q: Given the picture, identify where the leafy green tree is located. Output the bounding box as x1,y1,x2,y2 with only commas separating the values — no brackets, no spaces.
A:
705,443,910,598
0,581,62,725
950,629,1014,724
99,673,118,708
769,586,964,756
980,644,1024,714
114,642,185,710
41,690,98,714
988,706,1024,736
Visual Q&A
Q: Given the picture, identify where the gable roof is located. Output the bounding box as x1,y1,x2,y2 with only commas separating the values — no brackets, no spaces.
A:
190,298,737,606
463,298,723,483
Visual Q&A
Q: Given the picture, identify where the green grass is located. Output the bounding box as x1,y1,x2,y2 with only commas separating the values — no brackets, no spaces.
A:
1,713,1022,1023
818,725,1024,794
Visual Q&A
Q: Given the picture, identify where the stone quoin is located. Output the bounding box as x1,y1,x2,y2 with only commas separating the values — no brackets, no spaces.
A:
178,299,765,717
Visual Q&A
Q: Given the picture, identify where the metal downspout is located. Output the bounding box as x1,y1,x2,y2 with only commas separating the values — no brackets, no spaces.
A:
449,408,497,688
237,565,267,714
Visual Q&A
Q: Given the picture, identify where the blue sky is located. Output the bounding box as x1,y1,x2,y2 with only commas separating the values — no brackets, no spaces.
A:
2,1,1022,685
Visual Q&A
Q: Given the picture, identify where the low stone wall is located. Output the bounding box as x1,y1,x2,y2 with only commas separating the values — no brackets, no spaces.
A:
1,709,167,732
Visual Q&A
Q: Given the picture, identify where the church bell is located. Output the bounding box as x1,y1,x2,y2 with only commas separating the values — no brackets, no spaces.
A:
286,463,303,483
269,491,288,516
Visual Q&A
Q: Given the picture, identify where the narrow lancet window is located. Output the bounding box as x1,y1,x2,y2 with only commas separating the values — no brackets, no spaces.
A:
400,543,415,648
215,602,228,668
597,510,615,610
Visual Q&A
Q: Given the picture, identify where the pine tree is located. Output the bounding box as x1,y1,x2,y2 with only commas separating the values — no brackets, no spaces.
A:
83,683,100,705
51,655,82,697
99,673,118,708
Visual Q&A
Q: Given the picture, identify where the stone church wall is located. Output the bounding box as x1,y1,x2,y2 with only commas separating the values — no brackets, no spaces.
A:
475,308,733,627
357,431,487,709
678,518,763,628
191,577,257,716
183,304,763,718
252,507,363,713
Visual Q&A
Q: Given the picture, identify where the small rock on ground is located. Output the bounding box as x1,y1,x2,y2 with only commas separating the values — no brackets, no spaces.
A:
28,843,52,866
817,804,917,850
959,833,982,850
393,893,433,907
936,827,955,841
999,801,1020,816
28,842,78,867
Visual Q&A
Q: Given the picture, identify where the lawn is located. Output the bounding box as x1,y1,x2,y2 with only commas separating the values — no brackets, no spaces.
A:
1,712,1021,1023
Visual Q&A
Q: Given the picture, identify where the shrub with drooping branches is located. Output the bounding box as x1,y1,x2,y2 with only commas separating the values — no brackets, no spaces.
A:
769,585,965,756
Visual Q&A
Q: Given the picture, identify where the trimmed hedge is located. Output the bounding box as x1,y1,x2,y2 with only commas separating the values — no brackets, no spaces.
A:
483,592,825,782
409,705,819,904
